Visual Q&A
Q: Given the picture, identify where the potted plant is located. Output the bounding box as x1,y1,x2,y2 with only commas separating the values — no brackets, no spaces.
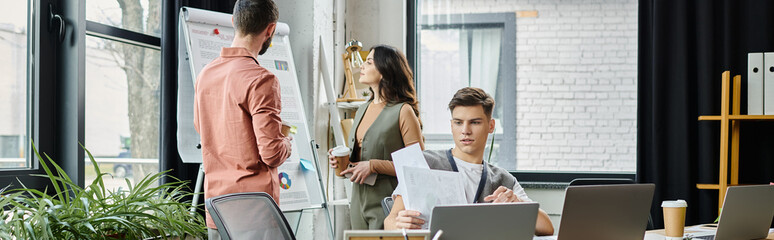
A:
0,143,207,239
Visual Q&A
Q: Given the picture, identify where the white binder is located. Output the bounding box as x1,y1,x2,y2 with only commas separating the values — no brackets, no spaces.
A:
748,53,763,115
765,53,774,114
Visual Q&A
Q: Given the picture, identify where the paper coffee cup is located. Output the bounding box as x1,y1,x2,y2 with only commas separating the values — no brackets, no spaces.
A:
662,200,687,239
331,146,350,177
281,122,296,136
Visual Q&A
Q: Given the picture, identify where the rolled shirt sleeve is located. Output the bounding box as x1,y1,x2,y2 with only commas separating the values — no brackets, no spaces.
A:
512,179,533,202
248,74,291,168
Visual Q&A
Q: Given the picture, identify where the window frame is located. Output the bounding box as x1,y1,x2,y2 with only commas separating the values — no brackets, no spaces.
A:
409,0,636,182
415,11,518,168
85,21,161,50
0,0,163,190
416,12,518,169
82,14,162,186
0,0,63,190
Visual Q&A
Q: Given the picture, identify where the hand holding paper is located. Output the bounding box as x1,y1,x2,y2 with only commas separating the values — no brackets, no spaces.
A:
394,209,425,229
402,166,466,229
391,144,430,203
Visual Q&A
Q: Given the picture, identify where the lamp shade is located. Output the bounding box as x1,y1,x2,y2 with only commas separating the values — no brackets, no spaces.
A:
345,39,364,69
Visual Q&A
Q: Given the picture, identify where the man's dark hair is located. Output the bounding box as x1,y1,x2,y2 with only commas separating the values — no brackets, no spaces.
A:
448,87,495,118
233,0,278,36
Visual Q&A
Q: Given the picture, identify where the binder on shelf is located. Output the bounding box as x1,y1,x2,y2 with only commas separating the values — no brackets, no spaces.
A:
748,53,763,115
765,53,774,115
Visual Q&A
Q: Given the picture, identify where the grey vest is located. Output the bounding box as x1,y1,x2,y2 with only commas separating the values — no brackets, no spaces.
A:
346,100,406,229
422,149,516,203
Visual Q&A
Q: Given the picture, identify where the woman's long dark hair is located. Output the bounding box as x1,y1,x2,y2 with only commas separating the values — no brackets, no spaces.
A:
369,45,422,128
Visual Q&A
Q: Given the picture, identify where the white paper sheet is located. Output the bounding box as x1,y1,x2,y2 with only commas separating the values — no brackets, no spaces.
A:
402,166,466,229
391,143,430,202
642,225,716,240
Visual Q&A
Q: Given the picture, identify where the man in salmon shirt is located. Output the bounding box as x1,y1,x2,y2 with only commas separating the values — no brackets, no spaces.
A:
193,0,292,239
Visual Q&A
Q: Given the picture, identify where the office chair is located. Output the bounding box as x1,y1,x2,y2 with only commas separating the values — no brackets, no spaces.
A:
205,192,296,240
569,178,655,230
381,196,394,217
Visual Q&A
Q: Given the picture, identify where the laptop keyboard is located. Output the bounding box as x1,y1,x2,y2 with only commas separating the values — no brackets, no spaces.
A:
688,235,714,240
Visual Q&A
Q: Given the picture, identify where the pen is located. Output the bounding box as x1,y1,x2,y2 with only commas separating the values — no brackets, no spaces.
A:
402,228,409,240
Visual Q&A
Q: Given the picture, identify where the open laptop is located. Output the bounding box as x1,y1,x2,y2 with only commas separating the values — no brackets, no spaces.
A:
535,184,656,240
686,185,774,240
430,202,539,240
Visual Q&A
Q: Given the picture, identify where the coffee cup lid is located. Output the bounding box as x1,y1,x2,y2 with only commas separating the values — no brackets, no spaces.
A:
331,146,350,156
661,199,687,208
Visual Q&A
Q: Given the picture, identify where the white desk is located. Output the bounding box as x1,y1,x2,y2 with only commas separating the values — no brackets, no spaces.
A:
644,226,774,240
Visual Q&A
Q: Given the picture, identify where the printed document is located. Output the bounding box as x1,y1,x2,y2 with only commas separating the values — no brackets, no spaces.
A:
391,143,430,196
402,166,466,229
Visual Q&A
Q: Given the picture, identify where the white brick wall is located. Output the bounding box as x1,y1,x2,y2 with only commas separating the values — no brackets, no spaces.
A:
423,0,637,172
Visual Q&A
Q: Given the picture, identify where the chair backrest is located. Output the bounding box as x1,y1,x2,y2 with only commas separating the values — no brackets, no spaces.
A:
205,192,296,240
381,196,394,217
568,178,654,230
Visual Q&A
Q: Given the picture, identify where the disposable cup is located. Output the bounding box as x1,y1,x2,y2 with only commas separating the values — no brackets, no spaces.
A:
662,200,687,239
330,146,350,177
281,122,294,136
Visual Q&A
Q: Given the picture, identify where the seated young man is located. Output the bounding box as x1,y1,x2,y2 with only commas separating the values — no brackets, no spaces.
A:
383,87,554,236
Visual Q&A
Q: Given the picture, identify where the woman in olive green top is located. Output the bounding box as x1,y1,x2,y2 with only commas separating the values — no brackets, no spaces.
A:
328,45,424,229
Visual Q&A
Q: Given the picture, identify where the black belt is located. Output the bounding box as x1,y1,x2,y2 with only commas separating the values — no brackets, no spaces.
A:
446,149,487,203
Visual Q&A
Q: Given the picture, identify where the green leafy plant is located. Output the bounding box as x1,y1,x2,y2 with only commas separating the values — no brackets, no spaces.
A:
0,142,206,239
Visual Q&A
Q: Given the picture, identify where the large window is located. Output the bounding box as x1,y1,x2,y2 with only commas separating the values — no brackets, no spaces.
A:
418,13,517,169
0,0,65,189
414,0,638,174
0,0,163,191
85,0,161,189
86,0,161,37
0,1,28,169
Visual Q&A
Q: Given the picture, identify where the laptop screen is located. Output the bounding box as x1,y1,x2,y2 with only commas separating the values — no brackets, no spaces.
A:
430,202,539,240
553,184,655,240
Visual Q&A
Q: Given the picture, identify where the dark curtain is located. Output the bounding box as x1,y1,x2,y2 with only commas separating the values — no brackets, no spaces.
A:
159,0,236,189
638,0,774,228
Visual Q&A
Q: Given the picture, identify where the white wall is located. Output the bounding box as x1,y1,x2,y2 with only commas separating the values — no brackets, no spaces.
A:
345,0,405,52
276,0,316,128
275,0,336,239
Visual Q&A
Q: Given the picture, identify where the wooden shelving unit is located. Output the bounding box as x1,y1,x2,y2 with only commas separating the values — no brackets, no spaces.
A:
697,71,774,211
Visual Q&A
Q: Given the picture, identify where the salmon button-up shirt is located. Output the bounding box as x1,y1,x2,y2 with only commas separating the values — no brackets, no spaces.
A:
194,47,291,229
